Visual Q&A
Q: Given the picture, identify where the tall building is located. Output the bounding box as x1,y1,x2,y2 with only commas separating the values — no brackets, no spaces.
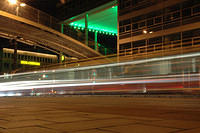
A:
0,48,57,74
118,0,200,56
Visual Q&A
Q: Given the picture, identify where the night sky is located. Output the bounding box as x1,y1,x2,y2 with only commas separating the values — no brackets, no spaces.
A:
21,0,64,16
1,0,117,54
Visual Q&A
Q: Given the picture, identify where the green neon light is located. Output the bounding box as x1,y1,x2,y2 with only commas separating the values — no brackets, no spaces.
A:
69,6,118,35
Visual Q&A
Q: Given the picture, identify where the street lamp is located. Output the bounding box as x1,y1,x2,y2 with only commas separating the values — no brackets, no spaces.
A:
143,29,153,52
8,0,17,5
7,0,26,16
143,30,148,34
17,2,26,16
20,3,26,7
143,30,153,34
7,0,26,71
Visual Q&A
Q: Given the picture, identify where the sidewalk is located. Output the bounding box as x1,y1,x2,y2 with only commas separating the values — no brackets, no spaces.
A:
0,96,199,133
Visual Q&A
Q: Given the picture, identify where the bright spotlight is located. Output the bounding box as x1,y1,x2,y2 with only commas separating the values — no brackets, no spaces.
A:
20,3,26,7
8,0,17,5
143,30,147,34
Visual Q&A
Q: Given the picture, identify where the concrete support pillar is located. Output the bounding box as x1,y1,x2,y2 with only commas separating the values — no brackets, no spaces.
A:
117,5,120,62
14,41,17,69
104,48,107,56
0,48,4,72
94,31,98,51
10,39,17,70
85,13,89,46
59,53,63,63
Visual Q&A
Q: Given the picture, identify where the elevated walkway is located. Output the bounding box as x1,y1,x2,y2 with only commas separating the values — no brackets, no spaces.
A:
0,1,101,59
15,35,200,73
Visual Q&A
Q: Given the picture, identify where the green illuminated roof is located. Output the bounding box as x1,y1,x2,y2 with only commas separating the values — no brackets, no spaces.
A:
63,1,118,35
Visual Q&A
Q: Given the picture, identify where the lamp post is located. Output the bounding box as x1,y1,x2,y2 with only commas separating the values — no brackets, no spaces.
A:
141,29,153,93
143,29,153,51
7,0,26,71
7,0,26,16
7,0,17,5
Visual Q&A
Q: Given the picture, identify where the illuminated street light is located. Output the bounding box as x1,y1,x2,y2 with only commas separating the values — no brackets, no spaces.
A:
8,0,17,5
143,30,147,34
20,3,26,7
143,30,153,34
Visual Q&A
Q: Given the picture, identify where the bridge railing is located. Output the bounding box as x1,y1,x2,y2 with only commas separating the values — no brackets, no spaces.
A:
0,1,61,31
0,1,94,47
0,1,114,55
14,35,200,73
119,36,200,57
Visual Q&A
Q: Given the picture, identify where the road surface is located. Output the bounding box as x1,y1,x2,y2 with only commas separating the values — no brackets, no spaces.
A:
0,96,200,133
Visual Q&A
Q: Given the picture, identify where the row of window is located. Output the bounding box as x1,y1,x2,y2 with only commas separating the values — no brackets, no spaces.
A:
119,0,146,9
119,0,154,16
120,0,200,26
119,0,200,16
3,63,22,70
3,53,55,63
2,62,30,70
119,3,200,34
119,28,200,51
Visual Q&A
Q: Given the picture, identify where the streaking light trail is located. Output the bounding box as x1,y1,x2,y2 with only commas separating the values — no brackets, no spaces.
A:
0,73,199,92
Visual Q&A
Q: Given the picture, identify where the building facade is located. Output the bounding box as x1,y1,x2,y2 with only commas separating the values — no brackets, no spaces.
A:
0,48,58,74
118,0,200,56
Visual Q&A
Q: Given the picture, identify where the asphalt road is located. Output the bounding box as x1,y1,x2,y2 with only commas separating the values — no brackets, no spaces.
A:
0,96,200,133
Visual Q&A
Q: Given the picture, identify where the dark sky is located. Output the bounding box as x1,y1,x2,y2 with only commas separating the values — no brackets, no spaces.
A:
21,0,62,16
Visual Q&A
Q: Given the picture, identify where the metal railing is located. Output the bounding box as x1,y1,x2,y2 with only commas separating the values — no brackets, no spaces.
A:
0,1,114,55
0,1,96,49
14,36,200,73
120,3,200,37
120,36,200,56
0,1,61,31
63,24,114,55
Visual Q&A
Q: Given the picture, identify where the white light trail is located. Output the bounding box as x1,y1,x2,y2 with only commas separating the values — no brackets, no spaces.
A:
0,74,199,92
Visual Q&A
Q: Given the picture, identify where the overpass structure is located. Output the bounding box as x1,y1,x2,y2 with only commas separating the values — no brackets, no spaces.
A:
0,1,101,59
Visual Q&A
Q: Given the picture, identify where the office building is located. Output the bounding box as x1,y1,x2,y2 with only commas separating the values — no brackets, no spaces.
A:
118,0,200,56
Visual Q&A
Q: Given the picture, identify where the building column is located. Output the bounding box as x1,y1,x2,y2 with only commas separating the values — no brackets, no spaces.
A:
61,24,64,34
117,5,120,62
85,13,89,46
94,31,98,51
0,48,4,73
58,53,63,63
104,48,107,56
14,41,17,69
10,39,17,70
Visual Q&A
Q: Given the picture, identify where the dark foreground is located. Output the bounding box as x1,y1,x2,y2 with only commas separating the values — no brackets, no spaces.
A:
0,96,200,133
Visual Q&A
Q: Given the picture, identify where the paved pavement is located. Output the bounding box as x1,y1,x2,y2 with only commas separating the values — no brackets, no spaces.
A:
0,96,200,133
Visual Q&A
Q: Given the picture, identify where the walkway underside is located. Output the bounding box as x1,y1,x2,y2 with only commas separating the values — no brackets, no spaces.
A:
0,11,101,59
